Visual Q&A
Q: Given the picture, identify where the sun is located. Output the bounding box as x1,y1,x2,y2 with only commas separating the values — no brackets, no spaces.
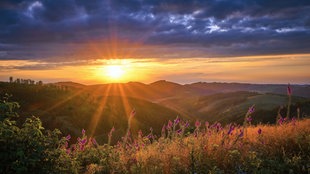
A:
106,65,125,79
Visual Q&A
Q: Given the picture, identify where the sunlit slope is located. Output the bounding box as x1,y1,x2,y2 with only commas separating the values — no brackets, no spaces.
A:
0,82,184,143
43,95,183,143
160,91,309,124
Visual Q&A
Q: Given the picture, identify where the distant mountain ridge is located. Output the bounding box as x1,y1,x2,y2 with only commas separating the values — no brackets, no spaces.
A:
53,80,310,98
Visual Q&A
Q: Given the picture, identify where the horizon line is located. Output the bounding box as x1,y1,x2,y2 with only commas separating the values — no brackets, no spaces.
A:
1,79,309,86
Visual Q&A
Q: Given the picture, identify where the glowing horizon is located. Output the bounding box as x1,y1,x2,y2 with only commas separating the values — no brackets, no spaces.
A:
0,54,309,85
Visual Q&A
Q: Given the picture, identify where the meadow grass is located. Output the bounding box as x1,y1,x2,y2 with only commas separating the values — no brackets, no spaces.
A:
63,118,309,174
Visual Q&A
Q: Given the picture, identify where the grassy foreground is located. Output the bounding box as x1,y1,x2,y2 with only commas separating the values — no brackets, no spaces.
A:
1,97,309,173
80,119,310,174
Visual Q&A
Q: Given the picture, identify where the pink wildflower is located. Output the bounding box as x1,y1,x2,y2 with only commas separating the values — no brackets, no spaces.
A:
167,120,173,129
248,105,255,114
174,117,180,125
82,129,85,136
176,129,182,134
130,109,136,117
258,128,262,135
80,138,87,145
66,134,71,141
195,120,201,128
92,138,97,145
287,83,292,96
227,125,234,135
246,117,253,122
239,130,244,138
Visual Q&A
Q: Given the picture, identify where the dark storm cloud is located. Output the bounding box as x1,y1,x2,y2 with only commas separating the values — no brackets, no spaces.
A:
0,0,310,60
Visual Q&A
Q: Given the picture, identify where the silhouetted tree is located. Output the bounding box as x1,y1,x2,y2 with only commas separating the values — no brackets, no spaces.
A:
9,76,13,83
38,81,43,86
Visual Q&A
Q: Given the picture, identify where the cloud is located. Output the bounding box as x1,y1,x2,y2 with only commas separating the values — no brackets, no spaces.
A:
0,0,309,60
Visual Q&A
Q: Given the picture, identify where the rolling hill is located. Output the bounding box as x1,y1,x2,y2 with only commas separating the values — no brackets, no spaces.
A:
159,91,310,124
0,82,184,144
1,80,309,143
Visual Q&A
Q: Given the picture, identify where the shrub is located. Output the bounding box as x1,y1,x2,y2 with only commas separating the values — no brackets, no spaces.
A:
0,95,78,173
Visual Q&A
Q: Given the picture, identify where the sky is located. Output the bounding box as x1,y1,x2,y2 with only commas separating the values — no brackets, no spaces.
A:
0,0,310,84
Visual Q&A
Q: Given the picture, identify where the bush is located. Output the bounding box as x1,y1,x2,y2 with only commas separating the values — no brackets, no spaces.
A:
0,95,78,173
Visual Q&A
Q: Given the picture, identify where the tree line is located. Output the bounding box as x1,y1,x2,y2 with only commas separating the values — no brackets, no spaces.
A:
9,76,43,85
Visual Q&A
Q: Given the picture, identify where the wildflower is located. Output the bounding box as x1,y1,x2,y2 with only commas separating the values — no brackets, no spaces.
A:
162,124,166,131
176,129,182,134
92,138,97,146
227,125,234,135
185,121,190,128
248,105,255,114
278,117,284,125
195,120,201,128
246,117,252,122
82,129,86,136
216,123,222,132
174,117,180,125
80,138,87,145
257,128,262,135
238,130,244,138
147,134,153,139
130,109,136,117
80,145,85,151
66,134,71,141
205,121,209,128
287,83,292,96
134,142,139,150
286,84,292,119
161,124,166,136
167,120,173,129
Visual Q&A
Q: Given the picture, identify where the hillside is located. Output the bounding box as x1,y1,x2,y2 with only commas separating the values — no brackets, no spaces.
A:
1,81,309,142
0,82,184,144
159,91,310,124
185,82,310,98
